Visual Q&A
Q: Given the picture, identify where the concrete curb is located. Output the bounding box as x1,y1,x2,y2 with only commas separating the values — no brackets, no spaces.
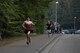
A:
35,34,61,53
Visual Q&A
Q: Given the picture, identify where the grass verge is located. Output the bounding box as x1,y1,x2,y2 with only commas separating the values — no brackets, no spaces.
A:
0,33,38,47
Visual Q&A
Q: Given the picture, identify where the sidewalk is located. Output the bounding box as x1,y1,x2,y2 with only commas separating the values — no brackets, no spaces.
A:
0,34,60,53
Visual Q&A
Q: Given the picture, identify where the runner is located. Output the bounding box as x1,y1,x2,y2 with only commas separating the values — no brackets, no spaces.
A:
46,20,52,37
22,16,34,45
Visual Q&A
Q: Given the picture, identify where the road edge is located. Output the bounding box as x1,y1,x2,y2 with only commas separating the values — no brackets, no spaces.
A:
35,34,61,53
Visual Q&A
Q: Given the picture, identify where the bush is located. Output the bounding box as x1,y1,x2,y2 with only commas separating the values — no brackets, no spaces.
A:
1,30,24,39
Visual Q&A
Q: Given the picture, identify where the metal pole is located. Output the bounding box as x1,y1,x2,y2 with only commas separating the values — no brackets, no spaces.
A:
55,1,58,31
74,17,76,30
56,3,58,24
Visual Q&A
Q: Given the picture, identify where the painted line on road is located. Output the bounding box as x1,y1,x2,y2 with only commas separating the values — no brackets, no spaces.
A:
35,34,62,53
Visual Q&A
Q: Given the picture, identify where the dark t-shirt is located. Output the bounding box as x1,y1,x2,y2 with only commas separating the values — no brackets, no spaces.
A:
46,23,51,29
24,21,33,30
24,23,32,29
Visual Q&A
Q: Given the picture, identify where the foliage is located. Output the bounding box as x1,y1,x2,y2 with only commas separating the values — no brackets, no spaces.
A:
45,0,80,29
0,0,53,38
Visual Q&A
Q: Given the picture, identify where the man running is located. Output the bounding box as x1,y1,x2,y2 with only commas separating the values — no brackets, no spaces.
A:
22,17,34,45
46,20,52,37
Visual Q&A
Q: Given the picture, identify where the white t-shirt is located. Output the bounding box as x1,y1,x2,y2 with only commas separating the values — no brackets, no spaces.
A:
24,21,33,24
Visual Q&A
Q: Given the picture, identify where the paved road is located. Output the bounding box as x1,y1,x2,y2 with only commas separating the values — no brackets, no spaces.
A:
40,34,80,53
0,34,60,53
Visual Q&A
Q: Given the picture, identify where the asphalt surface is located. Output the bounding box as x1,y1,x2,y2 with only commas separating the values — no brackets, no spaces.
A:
0,34,60,53
40,34,80,53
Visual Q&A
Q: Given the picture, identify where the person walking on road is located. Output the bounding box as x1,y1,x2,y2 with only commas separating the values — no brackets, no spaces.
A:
22,16,34,45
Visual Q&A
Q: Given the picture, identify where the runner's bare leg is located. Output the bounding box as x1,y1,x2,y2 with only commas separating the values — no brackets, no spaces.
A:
28,31,31,43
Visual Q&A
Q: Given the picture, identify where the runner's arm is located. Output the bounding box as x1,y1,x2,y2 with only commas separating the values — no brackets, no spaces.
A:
22,22,26,29
32,21,35,25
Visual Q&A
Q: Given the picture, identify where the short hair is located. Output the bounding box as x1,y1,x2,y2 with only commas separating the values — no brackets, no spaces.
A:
25,15,30,19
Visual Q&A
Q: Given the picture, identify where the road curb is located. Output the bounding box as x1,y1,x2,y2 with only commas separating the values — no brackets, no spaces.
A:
35,34,61,53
